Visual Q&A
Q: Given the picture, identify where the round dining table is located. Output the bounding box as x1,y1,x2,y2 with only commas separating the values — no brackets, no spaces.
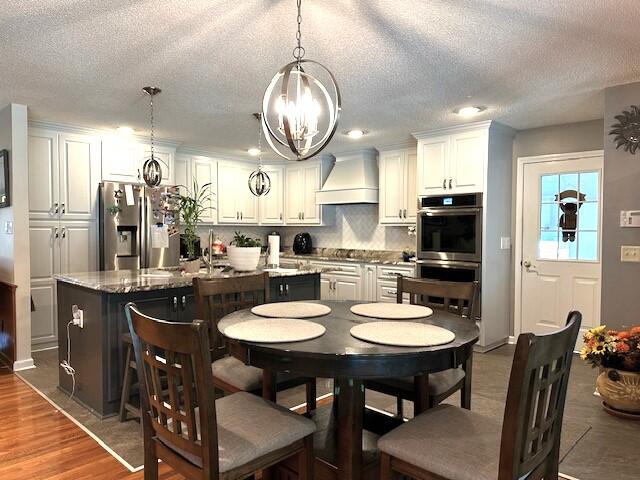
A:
218,300,480,480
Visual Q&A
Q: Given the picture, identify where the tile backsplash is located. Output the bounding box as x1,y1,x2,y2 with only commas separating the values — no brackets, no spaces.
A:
198,204,416,252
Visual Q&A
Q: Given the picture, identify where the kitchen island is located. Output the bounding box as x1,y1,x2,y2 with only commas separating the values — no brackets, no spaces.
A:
54,266,322,417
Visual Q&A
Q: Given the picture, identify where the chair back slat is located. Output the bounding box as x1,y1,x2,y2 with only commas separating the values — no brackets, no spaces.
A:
126,303,219,477
193,273,270,358
498,311,581,480
396,277,478,319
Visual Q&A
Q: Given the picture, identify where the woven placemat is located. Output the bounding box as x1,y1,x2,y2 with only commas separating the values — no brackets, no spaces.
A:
223,318,326,343
350,321,455,347
251,302,332,318
350,302,433,319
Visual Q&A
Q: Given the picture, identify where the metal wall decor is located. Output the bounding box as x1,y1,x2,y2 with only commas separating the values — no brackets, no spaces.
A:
609,105,640,154
261,0,341,161
248,113,271,197
141,86,165,187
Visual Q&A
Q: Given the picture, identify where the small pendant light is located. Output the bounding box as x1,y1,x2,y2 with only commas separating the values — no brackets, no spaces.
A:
141,86,163,187
248,113,272,197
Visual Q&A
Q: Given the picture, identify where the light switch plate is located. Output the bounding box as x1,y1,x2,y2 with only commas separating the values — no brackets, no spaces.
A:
4,221,13,234
500,236,511,250
621,245,640,262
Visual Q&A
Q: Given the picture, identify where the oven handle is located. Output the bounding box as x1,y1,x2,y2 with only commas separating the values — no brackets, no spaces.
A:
418,207,481,215
415,259,481,269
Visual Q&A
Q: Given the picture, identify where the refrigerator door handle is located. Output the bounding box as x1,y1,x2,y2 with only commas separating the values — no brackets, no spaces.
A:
140,193,147,269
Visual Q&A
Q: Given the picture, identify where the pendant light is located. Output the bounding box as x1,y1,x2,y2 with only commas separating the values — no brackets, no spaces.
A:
248,113,272,197
261,0,341,161
141,86,164,187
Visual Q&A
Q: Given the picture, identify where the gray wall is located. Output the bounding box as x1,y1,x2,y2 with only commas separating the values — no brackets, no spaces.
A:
602,83,640,330
510,120,604,334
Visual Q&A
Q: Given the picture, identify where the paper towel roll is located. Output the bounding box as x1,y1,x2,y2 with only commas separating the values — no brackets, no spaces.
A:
268,235,280,267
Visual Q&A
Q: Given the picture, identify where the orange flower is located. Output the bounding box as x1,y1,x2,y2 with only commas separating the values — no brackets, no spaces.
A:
618,331,631,340
630,326,640,335
607,329,619,336
616,342,631,353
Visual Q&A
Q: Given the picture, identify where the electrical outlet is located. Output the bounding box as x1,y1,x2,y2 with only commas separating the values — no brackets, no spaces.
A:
620,245,640,263
72,305,84,328
4,221,13,234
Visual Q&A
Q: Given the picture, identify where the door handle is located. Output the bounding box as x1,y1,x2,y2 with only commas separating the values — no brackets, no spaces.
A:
54,202,59,214
61,203,66,214
298,212,301,220
181,296,187,310
236,211,239,220
449,178,453,189
522,260,539,273
442,179,447,189
285,284,289,295
399,209,402,218
54,227,59,239
172,296,178,312
279,213,283,221
61,227,66,238
240,211,243,220
403,209,407,218
279,284,284,296
302,212,305,220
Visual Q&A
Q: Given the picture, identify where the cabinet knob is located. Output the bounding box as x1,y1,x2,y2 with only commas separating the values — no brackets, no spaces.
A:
302,212,305,220
398,209,402,218
181,296,187,309
172,296,178,312
54,202,59,214
54,227,59,239
61,203,66,214
279,284,284,295
449,178,453,189
285,284,289,295
442,179,447,189
280,213,283,221
403,209,407,218
61,227,66,238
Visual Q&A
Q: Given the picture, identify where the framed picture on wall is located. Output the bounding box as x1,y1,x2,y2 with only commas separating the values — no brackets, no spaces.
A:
0,149,9,208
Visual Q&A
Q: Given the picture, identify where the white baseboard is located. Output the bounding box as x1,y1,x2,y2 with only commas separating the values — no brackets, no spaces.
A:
13,358,35,371
508,335,517,344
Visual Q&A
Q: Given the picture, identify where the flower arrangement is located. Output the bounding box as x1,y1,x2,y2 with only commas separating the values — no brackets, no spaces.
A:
580,325,640,372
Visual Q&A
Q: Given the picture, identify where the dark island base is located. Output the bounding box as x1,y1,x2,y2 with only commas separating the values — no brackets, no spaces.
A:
57,274,320,418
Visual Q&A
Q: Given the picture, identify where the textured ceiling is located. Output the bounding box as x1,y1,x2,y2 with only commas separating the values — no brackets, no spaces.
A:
1,0,638,158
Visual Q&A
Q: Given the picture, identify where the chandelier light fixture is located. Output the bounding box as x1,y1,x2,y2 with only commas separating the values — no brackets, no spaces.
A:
248,113,272,197
141,86,165,187
261,0,341,161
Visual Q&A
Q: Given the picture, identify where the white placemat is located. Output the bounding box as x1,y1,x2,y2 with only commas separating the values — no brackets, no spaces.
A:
223,318,326,343
350,302,433,319
350,321,455,347
251,302,332,318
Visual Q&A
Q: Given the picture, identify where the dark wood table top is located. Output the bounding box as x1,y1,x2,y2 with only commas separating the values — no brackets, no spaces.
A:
218,300,479,378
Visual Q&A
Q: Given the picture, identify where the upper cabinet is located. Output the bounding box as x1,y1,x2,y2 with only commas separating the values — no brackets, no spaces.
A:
285,158,332,225
102,136,175,185
217,162,259,224
28,129,101,221
259,166,285,225
379,147,417,224
415,125,488,195
175,154,218,224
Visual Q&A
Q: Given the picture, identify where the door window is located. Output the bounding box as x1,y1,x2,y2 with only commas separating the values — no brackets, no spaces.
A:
538,171,599,261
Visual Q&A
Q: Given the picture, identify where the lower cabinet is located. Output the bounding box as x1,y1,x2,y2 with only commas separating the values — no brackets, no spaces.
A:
270,274,321,302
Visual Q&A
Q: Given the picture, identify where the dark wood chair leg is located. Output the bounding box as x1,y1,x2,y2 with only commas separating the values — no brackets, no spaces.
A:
119,343,134,422
305,378,317,414
413,374,429,415
461,352,473,410
298,435,314,480
380,452,392,480
396,396,404,418
144,443,159,480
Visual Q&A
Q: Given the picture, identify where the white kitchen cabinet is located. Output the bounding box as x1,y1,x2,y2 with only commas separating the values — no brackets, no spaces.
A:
140,144,175,185
192,157,218,223
415,125,487,195
379,147,417,224
285,160,329,225
102,136,175,185
362,264,377,301
259,166,285,225
174,155,191,195
310,261,362,301
30,281,57,348
28,129,100,221
217,162,258,224
58,223,98,274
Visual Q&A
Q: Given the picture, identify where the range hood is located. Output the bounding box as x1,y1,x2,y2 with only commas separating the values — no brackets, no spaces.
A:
316,149,379,204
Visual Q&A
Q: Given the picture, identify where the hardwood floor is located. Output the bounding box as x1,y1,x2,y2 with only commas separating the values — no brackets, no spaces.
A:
0,368,182,480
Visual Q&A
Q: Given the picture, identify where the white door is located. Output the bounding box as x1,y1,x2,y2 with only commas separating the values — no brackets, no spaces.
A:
59,133,101,221
28,129,59,220
174,155,191,195
217,163,239,223
301,164,320,223
237,165,259,223
30,281,57,348
285,167,303,223
29,222,59,281
192,158,217,223
520,154,603,337
379,151,405,223
320,275,333,300
449,130,485,193
417,136,448,195
259,166,284,225
59,223,98,274
405,150,418,222
101,136,141,182
140,144,174,184
333,274,361,301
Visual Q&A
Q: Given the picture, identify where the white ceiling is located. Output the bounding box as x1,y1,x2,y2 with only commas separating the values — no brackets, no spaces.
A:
1,1,638,158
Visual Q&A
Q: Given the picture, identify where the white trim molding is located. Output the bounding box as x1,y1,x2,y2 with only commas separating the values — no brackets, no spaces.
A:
13,358,35,371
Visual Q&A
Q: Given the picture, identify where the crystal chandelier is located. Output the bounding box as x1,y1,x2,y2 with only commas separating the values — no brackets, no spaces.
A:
141,86,164,187
248,113,271,197
261,0,341,161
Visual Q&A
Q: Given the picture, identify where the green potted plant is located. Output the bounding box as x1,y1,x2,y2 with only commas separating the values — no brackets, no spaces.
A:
227,231,262,271
176,180,213,273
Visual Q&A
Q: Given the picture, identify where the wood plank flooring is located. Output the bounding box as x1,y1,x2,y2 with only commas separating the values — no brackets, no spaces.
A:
0,368,182,480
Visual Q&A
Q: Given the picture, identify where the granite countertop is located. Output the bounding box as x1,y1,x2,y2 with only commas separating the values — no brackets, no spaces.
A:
280,248,415,266
54,266,324,294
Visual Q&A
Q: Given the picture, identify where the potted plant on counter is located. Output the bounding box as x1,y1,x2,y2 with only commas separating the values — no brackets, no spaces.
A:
227,231,262,271
580,325,640,418
176,180,212,274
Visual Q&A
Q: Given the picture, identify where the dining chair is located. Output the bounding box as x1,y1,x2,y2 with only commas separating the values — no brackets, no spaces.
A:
378,311,582,480
364,277,479,416
125,302,316,480
193,274,317,412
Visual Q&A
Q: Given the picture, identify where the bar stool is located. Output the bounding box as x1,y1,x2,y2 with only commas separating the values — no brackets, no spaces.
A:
119,332,141,422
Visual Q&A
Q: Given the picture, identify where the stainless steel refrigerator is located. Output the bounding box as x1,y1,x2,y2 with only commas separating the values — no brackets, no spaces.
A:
99,182,180,271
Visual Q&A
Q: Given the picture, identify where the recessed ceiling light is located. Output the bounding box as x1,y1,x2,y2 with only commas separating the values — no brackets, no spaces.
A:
247,147,261,156
116,126,134,136
344,129,368,139
453,106,486,117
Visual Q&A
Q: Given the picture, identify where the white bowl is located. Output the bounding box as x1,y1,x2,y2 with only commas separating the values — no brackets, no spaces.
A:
227,246,261,272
